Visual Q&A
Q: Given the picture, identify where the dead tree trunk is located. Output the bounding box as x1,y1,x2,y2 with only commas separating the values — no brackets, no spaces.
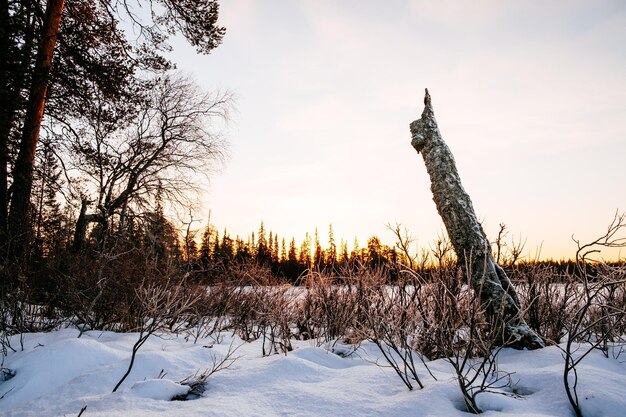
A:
410,89,543,349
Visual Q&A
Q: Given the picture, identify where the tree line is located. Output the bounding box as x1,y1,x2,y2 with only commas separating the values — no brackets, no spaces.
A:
194,222,405,282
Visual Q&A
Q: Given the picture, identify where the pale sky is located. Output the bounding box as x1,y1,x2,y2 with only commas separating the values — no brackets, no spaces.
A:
170,0,626,261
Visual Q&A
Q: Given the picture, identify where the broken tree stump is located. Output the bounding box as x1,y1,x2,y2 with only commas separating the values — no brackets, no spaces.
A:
410,89,544,349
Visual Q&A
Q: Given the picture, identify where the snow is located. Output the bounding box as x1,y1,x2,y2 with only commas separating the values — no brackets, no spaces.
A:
1,329,625,417
130,379,189,401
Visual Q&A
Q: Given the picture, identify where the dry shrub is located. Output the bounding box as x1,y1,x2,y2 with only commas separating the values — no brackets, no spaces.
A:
356,268,430,390
185,284,238,343
560,264,626,417
112,274,206,392
225,274,296,355
219,260,277,286
255,285,297,356
56,248,186,333
296,268,379,344
516,264,581,344
227,285,265,342
202,262,294,352
409,266,518,413
583,263,626,349
561,211,626,417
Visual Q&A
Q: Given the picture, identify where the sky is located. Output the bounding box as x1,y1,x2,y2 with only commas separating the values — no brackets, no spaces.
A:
169,0,626,261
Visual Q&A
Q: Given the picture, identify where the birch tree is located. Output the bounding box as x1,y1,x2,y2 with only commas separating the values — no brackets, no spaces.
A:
410,89,543,349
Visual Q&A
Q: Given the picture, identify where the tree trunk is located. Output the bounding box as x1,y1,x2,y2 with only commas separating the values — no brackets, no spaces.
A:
410,89,543,349
7,0,64,260
0,2,37,242
0,0,12,237
72,199,106,252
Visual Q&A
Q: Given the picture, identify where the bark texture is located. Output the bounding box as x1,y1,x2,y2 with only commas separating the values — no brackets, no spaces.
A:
7,0,65,259
410,89,543,349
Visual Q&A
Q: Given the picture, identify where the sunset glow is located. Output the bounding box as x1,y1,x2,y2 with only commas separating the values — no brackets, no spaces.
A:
171,0,626,261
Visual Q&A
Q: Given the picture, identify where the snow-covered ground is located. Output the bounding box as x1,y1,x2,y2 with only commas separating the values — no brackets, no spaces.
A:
1,328,625,417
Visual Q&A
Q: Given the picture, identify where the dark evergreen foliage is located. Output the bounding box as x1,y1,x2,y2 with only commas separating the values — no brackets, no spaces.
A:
1,0,226,274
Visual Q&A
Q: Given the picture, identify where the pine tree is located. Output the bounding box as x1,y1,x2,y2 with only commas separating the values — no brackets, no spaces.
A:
143,199,179,264
219,230,234,266
339,239,349,265
273,234,279,264
280,238,287,263
268,230,273,261
351,237,360,263
250,231,256,257
32,140,64,257
326,224,337,267
256,222,270,265
235,236,251,262
199,225,214,265
299,232,311,268
286,237,300,280
367,236,383,267
211,233,220,263
313,228,324,269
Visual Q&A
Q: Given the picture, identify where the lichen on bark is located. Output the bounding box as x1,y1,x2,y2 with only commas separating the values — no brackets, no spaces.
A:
410,89,544,349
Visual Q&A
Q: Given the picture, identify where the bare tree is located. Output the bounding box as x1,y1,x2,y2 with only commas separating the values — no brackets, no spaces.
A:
3,0,226,261
493,223,526,267
67,74,231,248
573,211,626,264
562,212,626,417
386,222,417,269
409,89,543,349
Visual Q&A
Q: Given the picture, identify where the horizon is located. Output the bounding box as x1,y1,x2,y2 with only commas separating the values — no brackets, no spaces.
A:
193,217,624,264
168,0,625,262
